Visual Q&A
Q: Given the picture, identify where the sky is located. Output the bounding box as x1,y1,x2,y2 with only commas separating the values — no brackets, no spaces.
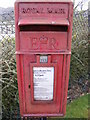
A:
0,0,89,10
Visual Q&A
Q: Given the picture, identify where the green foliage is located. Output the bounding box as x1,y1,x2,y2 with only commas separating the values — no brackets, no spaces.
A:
1,37,19,118
70,10,88,82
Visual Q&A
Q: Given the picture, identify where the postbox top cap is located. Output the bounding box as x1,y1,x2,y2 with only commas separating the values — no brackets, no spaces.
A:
15,0,73,3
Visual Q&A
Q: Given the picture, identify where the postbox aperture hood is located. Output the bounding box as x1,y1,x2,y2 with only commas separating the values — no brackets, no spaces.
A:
18,18,69,26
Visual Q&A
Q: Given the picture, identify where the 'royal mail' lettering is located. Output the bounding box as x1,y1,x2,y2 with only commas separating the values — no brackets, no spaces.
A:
21,7,66,14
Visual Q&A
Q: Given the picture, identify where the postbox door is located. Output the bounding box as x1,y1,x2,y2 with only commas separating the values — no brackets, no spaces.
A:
21,54,64,114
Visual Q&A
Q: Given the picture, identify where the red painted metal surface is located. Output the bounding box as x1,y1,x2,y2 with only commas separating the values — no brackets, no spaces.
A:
14,0,73,117
18,19,69,26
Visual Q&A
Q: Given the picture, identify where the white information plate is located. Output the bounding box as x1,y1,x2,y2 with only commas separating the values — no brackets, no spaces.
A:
33,67,54,100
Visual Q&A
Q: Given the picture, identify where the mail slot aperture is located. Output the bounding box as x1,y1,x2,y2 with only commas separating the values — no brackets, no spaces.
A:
19,25,68,32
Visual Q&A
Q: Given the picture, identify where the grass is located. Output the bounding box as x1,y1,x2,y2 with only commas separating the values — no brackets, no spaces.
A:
48,94,89,119
65,94,88,118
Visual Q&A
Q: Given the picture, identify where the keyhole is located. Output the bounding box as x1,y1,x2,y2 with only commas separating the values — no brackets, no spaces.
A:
28,85,31,89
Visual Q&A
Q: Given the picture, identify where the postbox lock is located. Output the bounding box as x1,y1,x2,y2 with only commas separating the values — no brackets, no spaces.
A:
28,84,31,89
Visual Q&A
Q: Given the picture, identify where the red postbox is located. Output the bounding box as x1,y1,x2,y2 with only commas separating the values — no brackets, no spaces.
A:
15,0,73,118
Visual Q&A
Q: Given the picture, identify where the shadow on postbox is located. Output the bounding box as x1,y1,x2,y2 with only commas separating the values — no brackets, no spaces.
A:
14,0,73,118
